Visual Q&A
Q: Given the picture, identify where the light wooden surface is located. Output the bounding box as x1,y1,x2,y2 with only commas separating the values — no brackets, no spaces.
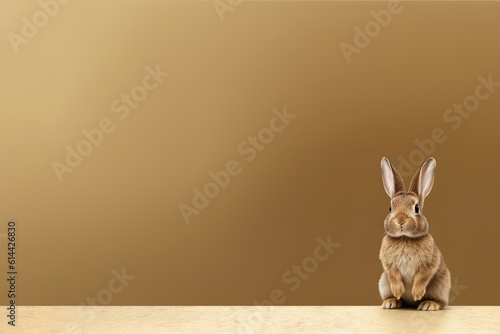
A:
3,306,499,334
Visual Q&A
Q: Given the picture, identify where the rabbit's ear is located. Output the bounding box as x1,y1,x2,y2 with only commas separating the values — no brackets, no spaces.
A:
409,157,436,205
381,157,405,198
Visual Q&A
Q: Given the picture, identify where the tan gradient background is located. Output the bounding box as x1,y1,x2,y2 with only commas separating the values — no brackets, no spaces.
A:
0,0,499,306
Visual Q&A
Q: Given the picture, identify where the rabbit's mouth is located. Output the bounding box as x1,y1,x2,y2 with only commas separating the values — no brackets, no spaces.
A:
395,225,413,236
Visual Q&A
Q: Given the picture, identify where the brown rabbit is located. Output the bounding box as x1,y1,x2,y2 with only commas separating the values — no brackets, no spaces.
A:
379,157,451,311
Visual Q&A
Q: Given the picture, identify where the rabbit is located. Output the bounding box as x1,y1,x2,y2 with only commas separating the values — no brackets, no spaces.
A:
378,157,451,311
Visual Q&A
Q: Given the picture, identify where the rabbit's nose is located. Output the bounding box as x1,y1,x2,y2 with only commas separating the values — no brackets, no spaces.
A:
397,220,406,226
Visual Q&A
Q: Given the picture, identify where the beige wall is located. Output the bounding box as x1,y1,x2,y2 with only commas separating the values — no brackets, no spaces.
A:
1,0,499,306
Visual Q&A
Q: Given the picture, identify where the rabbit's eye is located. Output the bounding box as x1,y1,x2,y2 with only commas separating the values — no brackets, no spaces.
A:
389,206,391,212
415,204,420,213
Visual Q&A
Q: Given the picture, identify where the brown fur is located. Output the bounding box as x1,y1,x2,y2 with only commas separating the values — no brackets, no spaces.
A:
379,158,451,311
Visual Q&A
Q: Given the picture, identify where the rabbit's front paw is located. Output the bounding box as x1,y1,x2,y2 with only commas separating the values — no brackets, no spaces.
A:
390,282,405,300
412,284,426,301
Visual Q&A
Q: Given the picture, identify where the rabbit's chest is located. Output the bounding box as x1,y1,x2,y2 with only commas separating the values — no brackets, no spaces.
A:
398,257,418,285
389,248,420,282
